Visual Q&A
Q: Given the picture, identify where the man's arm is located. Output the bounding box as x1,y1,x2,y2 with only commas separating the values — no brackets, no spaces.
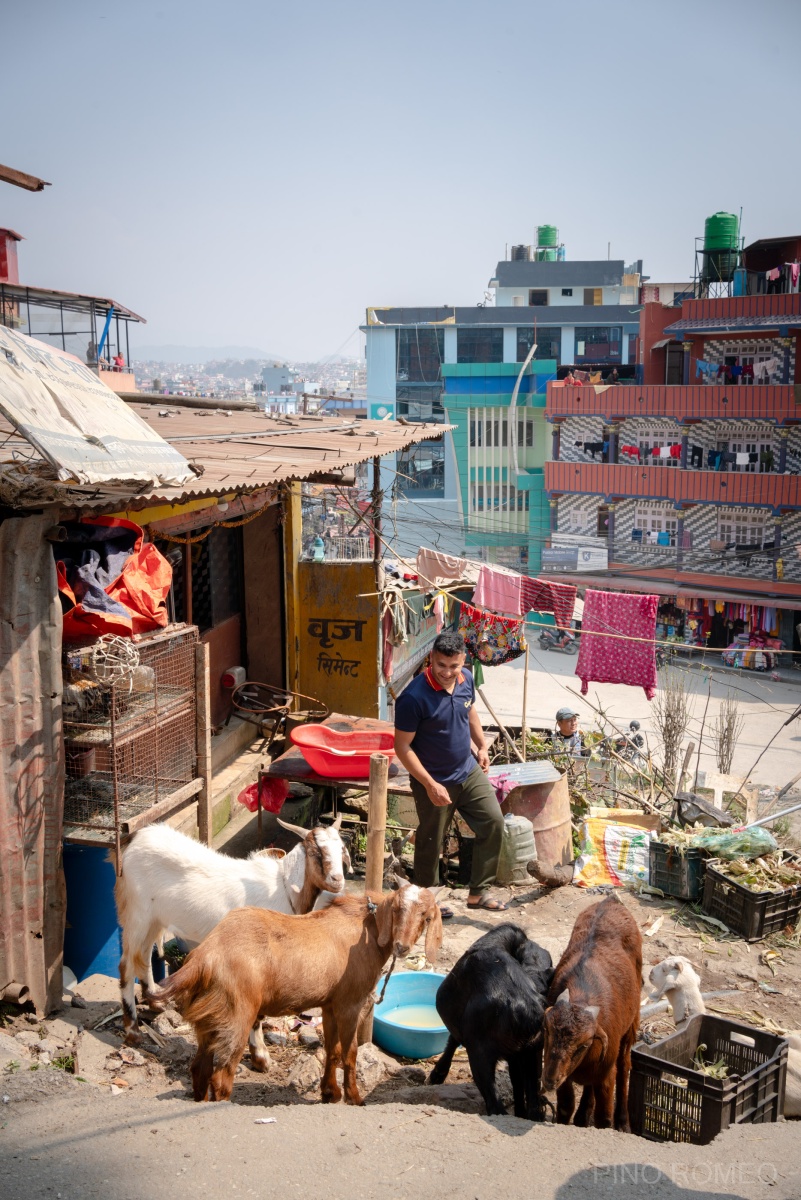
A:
393,729,451,807
468,703,490,773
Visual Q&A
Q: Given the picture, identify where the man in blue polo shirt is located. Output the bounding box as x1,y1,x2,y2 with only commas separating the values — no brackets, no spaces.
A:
394,631,507,912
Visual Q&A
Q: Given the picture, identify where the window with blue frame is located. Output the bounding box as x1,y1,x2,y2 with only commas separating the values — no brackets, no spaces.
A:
517,327,560,364
396,439,445,497
396,383,444,422
457,328,503,363
396,328,443,383
574,327,622,363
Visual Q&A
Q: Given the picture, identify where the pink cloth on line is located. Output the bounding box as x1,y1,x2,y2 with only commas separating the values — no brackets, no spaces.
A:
575,589,659,700
474,565,524,616
521,577,577,630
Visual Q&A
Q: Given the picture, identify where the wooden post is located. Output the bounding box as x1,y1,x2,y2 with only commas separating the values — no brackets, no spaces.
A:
195,641,213,845
364,753,389,894
521,644,529,763
183,534,193,625
362,752,388,1046
477,686,524,764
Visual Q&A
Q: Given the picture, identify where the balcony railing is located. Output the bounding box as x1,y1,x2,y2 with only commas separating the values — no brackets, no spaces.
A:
545,461,801,507
546,384,797,422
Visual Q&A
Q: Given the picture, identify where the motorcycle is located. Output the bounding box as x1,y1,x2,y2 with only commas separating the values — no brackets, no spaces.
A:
538,627,578,655
599,720,647,766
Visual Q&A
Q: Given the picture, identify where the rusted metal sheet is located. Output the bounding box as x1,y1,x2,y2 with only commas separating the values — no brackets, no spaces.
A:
0,510,66,1013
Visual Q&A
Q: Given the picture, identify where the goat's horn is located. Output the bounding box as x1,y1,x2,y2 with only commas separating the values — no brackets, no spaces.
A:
556,988,570,1006
277,817,310,841
331,813,342,831
393,873,410,888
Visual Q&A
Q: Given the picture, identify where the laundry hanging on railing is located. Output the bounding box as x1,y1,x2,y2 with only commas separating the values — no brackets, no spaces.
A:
575,589,659,700
457,601,526,666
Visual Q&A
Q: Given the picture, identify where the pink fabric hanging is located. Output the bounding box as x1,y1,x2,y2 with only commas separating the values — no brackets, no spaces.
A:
575,589,659,700
474,565,524,615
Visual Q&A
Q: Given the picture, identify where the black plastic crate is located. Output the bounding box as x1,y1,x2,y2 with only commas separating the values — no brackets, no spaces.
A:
629,1014,787,1144
649,840,706,901
702,853,801,941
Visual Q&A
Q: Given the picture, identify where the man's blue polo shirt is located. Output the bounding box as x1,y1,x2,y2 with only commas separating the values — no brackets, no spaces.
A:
394,667,476,785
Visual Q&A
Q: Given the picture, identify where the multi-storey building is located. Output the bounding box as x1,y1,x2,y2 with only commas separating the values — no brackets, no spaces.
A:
363,229,645,568
544,232,801,651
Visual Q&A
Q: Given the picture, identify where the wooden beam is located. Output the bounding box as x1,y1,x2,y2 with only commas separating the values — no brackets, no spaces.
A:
195,642,213,845
0,162,50,192
364,754,389,894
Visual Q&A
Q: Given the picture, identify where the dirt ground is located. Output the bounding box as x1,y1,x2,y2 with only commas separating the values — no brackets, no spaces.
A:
2,882,801,1199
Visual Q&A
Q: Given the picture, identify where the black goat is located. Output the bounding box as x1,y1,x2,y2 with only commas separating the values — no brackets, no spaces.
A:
428,923,553,1119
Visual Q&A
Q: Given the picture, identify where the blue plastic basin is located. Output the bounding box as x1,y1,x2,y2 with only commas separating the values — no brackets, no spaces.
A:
372,970,449,1060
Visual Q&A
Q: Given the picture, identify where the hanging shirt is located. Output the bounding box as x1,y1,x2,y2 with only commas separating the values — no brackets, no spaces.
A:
520,577,577,630
474,565,523,616
575,589,659,701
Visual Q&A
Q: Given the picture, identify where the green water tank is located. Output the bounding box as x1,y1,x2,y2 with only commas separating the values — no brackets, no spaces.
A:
704,212,739,251
536,249,557,261
537,224,558,248
703,212,739,282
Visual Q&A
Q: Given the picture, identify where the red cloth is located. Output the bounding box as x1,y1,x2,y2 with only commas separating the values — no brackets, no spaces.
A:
670,444,682,458
520,577,577,630
575,589,659,700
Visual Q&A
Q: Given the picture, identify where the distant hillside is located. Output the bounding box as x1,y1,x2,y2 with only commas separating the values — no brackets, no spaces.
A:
132,344,284,364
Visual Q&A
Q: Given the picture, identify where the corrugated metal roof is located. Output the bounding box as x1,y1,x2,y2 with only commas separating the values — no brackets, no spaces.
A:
665,314,801,333
494,260,626,288
0,280,145,323
364,304,641,328
0,509,65,1013
0,403,453,509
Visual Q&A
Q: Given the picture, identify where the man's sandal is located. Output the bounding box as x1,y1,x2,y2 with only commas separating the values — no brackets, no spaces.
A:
466,894,508,912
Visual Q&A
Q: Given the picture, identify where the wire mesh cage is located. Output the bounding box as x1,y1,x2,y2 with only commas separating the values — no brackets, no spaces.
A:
63,625,199,844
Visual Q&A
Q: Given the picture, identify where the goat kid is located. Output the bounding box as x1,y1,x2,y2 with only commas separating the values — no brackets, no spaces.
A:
428,923,553,1119
154,877,443,1105
647,956,704,1029
115,815,349,1046
541,897,642,1131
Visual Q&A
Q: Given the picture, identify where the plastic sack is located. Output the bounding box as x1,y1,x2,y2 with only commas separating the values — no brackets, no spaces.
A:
689,825,778,861
573,817,654,888
237,777,289,814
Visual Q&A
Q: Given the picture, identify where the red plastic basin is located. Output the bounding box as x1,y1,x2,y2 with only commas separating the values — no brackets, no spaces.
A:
289,725,395,778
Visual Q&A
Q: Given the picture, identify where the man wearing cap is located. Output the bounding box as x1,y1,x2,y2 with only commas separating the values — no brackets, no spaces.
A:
393,630,507,913
553,707,584,755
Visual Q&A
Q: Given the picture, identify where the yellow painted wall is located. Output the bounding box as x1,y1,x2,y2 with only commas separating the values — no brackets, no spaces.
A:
297,561,379,718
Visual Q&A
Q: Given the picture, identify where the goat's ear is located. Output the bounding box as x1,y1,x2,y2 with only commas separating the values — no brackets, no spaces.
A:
393,873,410,889
584,1005,600,1022
556,988,570,1007
425,904,443,965
342,845,353,875
375,898,394,948
426,886,446,901
277,818,310,842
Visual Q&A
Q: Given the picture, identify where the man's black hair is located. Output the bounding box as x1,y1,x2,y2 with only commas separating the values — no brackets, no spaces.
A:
432,631,467,657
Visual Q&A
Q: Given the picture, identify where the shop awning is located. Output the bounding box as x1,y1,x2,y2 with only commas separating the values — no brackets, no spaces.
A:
650,338,674,350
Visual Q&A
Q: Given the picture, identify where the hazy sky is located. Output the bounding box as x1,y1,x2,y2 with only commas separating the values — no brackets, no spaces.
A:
3,0,800,361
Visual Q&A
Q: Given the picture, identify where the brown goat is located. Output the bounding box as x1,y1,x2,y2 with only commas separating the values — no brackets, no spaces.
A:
155,879,443,1105
541,897,642,1131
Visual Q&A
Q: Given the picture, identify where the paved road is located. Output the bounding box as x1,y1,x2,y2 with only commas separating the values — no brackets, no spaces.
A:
478,644,801,790
1,1072,799,1200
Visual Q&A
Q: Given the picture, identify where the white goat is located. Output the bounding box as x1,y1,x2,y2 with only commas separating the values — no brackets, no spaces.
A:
648,954,801,1118
115,815,349,1046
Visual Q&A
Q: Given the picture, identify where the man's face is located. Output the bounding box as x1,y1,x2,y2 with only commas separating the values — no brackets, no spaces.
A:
430,651,466,688
557,715,578,736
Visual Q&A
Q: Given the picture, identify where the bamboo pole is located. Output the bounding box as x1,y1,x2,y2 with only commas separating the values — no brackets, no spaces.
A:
364,753,389,894
195,641,213,846
477,686,524,764
521,644,529,763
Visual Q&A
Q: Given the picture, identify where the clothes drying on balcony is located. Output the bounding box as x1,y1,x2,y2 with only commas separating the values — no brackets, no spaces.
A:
620,443,639,459
457,601,526,666
691,445,703,467
575,589,659,701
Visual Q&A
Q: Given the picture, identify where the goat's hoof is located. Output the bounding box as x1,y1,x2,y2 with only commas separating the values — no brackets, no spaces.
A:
345,1094,365,1107
123,1029,142,1047
321,1089,342,1104
249,1055,270,1073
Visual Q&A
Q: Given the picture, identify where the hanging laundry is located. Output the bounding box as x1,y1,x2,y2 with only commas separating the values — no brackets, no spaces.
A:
474,565,524,616
631,529,643,542
659,446,672,458
691,445,703,468
575,589,659,700
583,441,604,458
670,444,682,458
742,363,754,379
656,531,670,546
736,452,750,466
520,577,577,630
768,267,781,281
416,548,474,590
731,364,743,380
457,602,526,666
789,262,800,288
620,443,640,459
